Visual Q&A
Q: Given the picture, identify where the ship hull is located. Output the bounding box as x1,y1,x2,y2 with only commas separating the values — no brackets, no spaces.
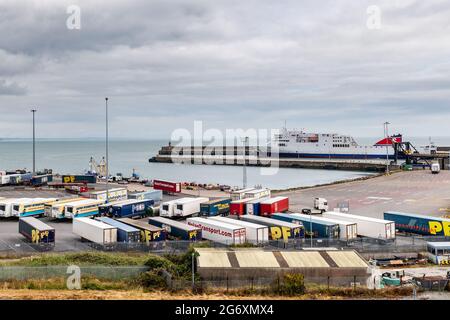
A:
277,152,398,160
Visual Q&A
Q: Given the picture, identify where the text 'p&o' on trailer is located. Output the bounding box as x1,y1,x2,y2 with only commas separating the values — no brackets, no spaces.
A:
19,217,55,244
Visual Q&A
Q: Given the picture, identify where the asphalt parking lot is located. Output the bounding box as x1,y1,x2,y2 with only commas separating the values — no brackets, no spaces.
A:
277,170,450,219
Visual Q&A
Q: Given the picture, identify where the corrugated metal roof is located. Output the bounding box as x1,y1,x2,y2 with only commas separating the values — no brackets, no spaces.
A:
197,251,232,268
280,251,329,268
234,251,280,268
327,251,368,268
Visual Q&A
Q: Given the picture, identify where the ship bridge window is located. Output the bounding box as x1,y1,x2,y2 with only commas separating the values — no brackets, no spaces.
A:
278,143,286,147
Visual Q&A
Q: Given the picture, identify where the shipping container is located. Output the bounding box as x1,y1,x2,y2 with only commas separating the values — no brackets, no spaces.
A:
174,197,209,217
19,217,55,244
272,213,342,240
148,216,202,241
89,188,128,202
31,174,53,186
384,211,450,236
209,216,269,244
323,211,396,240
110,199,154,218
259,196,289,216
152,179,181,193
243,188,271,200
64,199,105,218
45,198,85,219
239,214,303,241
200,198,231,216
128,189,163,204
62,175,96,184
0,198,30,218
13,198,57,217
186,217,246,245
245,197,270,215
231,188,256,201
97,217,140,242
118,218,166,242
73,217,117,244
160,198,192,218
229,198,252,215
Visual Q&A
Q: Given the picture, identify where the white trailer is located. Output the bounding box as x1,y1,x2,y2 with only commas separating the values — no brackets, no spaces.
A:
186,217,246,245
174,197,209,217
322,211,396,240
243,188,271,200
72,217,117,244
230,188,256,201
290,213,357,241
160,198,192,217
0,175,11,185
209,216,269,243
0,198,30,218
89,188,128,202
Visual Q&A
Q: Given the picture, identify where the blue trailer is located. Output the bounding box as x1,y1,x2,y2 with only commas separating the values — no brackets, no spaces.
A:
110,199,154,218
384,211,450,236
97,217,140,242
148,216,202,241
128,189,163,204
245,197,270,215
31,174,53,186
200,198,231,216
272,213,340,239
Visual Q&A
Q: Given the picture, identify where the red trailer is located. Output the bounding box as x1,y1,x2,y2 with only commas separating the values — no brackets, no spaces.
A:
259,196,289,216
229,199,252,216
152,179,181,193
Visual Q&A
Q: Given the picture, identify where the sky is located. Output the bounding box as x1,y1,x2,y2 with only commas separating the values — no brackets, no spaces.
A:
0,0,450,140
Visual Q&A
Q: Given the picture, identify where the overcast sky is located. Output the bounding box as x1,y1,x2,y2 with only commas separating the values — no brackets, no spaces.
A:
1,0,449,140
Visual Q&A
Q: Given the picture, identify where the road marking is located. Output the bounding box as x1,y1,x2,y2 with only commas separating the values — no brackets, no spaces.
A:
404,199,417,202
366,196,392,201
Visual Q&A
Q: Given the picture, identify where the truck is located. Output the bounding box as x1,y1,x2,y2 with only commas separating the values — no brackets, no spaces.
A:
186,217,246,245
243,188,271,200
383,211,450,236
259,196,289,216
239,214,304,241
96,217,141,243
230,188,256,200
245,197,270,215
128,189,163,204
72,217,117,244
431,162,440,174
230,198,252,215
62,175,96,184
302,198,329,215
19,217,55,244
118,218,166,242
200,198,231,216
323,211,396,240
272,213,348,240
174,197,209,217
152,179,181,193
109,199,154,218
148,216,202,241
209,216,269,244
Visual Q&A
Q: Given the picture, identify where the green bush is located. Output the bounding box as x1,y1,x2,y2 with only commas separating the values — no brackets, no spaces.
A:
138,268,167,290
278,273,305,296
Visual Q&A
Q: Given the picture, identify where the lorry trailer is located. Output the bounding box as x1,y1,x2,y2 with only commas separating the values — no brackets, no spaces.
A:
245,197,270,215
62,175,96,184
0,198,30,218
72,217,117,244
230,188,256,201
160,198,192,218
89,188,128,202
243,188,271,200
118,218,166,242
239,214,303,241
152,179,181,193
272,213,342,240
128,189,163,204
64,199,105,218
174,197,209,217
13,198,57,217
384,211,450,236
30,174,53,186
209,216,269,243
259,197,289,216
109,199,154,218
96,217,141,243
19,217,55,244
200,198,231,216
45,198,84,219
323,211,396,240
148,216,202,241
186,217,246,245
230,198,252,215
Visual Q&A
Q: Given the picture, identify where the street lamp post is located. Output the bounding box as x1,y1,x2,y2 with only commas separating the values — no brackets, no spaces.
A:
105,97,109,203
384,122,390,174
31,109,37,175
242,136,248,188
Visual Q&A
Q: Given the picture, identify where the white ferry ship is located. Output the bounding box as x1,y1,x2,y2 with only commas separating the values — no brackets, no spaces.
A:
273,128,402,159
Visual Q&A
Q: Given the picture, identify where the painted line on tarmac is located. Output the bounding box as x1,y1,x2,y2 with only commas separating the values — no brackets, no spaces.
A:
366,196,392,201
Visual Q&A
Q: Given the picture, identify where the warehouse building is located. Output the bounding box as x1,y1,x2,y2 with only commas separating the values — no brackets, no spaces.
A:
195,248,370,287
